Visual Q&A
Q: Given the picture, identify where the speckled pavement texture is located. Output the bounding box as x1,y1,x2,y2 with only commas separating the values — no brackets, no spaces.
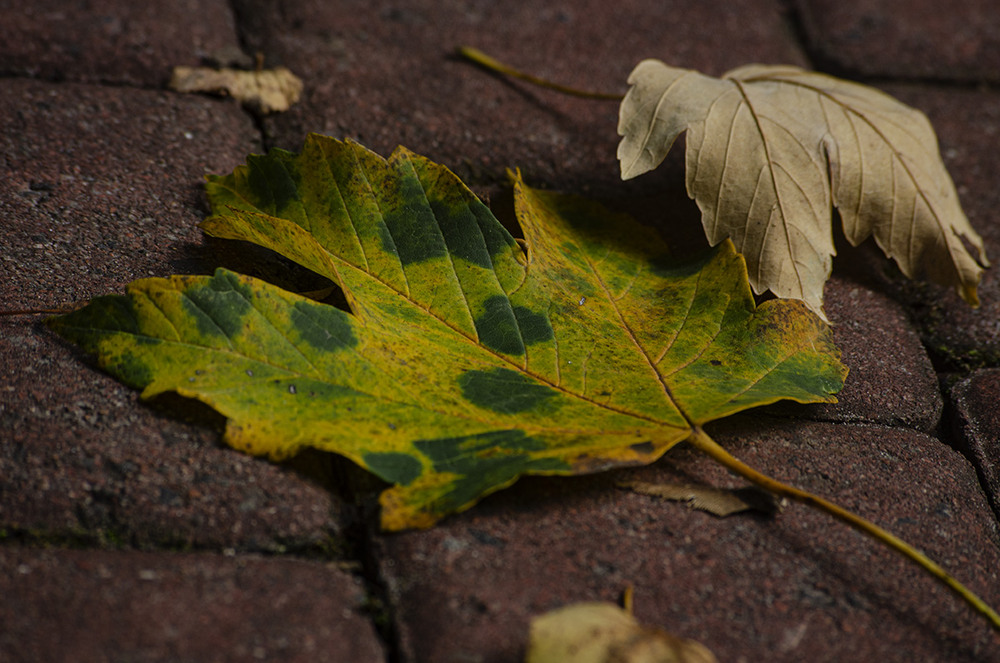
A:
2,1,999,661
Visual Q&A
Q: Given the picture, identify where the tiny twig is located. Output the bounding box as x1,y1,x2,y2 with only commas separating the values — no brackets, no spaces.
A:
457,46,624,101
686,426,1000,634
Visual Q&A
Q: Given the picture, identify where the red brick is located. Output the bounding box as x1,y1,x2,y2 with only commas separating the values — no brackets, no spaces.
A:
952,369,1000,518
0,547,385,663
0,0,240,87
796,0,1000,83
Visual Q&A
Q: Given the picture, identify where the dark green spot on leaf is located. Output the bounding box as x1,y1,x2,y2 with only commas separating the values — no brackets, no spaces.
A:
47,294,139,343
106,350,154,389
475,296,525,355
416,429,548,470
475,297,553,355
513,305,553,346
381,174,448,266
247,150,301,216
364,452,423,486
291,300,357,352
182,270,254,339
414,430,568,514
458,368,557,414
431,199,493,269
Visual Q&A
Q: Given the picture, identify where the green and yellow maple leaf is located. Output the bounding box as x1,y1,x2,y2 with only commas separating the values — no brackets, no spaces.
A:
49,134,844,530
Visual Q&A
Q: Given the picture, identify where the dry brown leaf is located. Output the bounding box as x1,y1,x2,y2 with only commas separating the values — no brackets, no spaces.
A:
169,65,303,114
618,480,782,517
525,602,717,663
617,61,989,318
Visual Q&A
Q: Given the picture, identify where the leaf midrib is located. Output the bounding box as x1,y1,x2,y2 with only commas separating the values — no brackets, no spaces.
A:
729,78,810,298
333,253,676,426
577,244,694,429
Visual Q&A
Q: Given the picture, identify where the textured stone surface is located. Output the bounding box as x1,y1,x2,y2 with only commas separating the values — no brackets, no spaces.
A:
0,0,241,87
952,369,1000,519
0,546,385,663
0,79,344,551
0,407,343,551
795,0,1000,82
0,78,259,310
377,418,1000,663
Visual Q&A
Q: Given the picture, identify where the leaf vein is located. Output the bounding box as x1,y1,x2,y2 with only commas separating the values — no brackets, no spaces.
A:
323,150,371,273
356,150,411,298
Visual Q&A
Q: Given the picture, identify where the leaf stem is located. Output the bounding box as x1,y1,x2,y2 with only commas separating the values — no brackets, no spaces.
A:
457,46,623,101
685,426,1000,634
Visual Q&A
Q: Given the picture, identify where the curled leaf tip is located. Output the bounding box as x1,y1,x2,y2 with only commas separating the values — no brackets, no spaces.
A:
961,282,981,308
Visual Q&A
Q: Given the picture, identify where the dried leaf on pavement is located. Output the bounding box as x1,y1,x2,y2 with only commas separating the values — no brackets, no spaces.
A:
169,65,303,114
618,61,989,319
526,602,717,663
619,480,783,517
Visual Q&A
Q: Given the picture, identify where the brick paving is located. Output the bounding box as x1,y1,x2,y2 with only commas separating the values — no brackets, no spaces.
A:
2,1,999,661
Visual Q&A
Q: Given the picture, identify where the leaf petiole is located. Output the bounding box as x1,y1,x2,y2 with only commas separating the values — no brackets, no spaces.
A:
685,426,1000,633
457,46,623,100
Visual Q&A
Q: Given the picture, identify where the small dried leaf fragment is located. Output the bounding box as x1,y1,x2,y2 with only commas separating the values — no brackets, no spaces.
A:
526,602,717,663
617,61,989,318
169,65,303,114
619,480,782,517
